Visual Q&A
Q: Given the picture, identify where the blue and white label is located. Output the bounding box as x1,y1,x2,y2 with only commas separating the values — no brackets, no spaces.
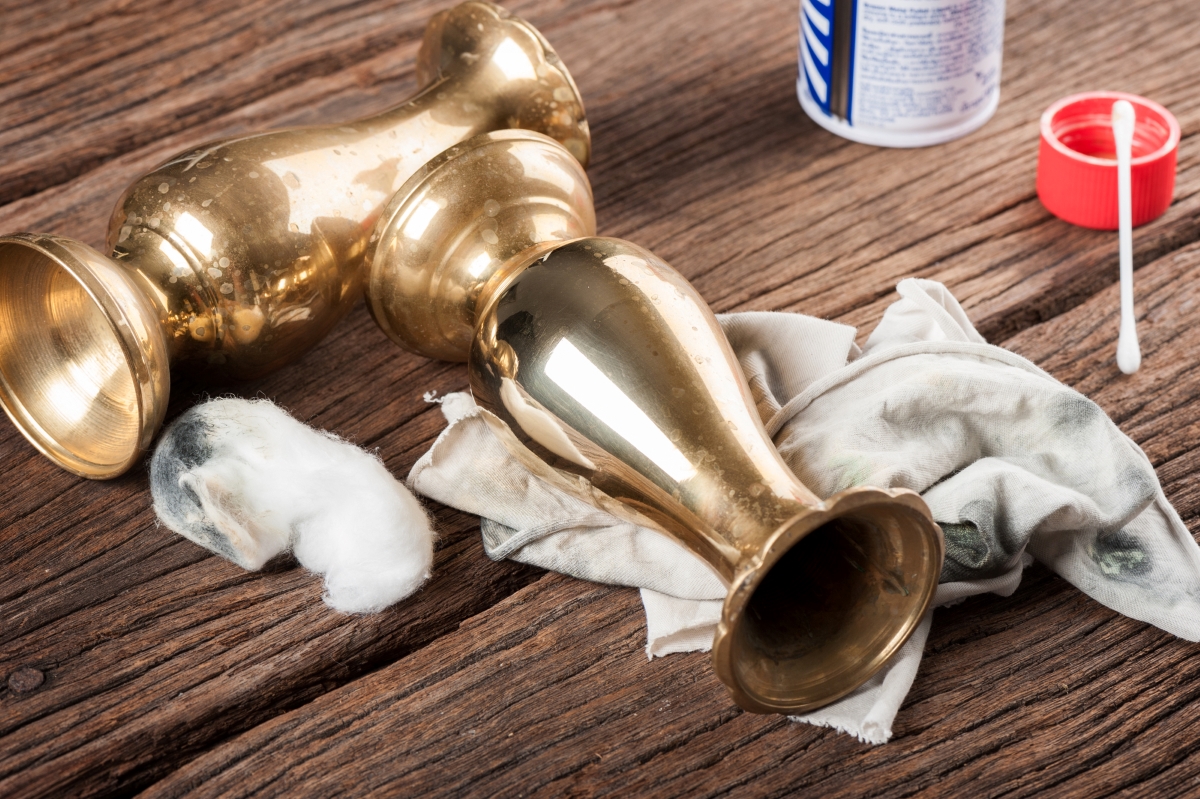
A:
800,0,834,111
798,0,1006,147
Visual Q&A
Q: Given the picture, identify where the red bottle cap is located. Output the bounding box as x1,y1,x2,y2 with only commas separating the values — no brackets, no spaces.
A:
1037,91,1179,230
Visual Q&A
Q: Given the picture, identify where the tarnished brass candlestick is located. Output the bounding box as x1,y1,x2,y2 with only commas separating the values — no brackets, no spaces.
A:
365,130,944,713
0,0,588,479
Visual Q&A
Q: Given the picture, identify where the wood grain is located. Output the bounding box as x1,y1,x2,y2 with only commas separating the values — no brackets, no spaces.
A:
139,241,1200,799
1,0,1199,795
0,0,437,206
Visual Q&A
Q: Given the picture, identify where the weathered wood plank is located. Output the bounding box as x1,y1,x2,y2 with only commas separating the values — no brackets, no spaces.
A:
0,1,621,792
0,0,440,206
0,299,545,797
0,4,518,792
512,0,1200,346
138,241,1200,798
0,501,540,798
2,0,1199,795
5,0,1200,349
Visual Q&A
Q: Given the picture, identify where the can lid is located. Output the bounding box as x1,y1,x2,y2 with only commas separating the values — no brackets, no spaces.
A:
1037,91,1179,230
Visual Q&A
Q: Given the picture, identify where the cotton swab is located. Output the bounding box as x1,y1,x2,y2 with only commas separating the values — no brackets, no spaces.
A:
1113,99,1140,375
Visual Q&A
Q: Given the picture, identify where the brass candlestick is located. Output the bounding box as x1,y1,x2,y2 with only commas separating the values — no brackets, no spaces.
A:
365,130,944,713
0,0,588,479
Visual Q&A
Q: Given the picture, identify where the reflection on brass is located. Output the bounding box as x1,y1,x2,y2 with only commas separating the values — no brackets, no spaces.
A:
365,131,945,713
0,1,589,479
367,130,596,360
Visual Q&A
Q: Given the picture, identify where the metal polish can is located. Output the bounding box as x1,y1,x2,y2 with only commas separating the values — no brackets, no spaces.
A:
797,0,1006,147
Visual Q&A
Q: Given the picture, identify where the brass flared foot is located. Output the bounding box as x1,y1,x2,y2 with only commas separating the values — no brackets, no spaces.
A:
0,234,170,478
713,488,942,713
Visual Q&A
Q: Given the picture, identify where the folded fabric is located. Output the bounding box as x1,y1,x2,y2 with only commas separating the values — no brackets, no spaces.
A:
409,279,1200,743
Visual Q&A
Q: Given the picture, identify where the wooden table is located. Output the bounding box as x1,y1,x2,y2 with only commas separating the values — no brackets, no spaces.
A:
3,0,1200,795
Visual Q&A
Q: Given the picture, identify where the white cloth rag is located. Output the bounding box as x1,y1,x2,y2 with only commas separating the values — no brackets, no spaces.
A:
409,278,1200,743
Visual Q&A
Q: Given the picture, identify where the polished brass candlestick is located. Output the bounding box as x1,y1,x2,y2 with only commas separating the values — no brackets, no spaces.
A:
365,130,944,713
0,0,589,479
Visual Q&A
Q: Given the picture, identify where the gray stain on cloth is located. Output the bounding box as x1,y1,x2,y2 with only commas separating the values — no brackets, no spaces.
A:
1089,528,1153,582
149,408,240,563
938,498,1025,582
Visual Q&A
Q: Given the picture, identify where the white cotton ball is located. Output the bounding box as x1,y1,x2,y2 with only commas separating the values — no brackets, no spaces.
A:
150,398,435,613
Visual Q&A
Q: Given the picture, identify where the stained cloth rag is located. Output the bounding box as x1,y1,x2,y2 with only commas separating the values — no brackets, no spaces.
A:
408,278,1200,743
